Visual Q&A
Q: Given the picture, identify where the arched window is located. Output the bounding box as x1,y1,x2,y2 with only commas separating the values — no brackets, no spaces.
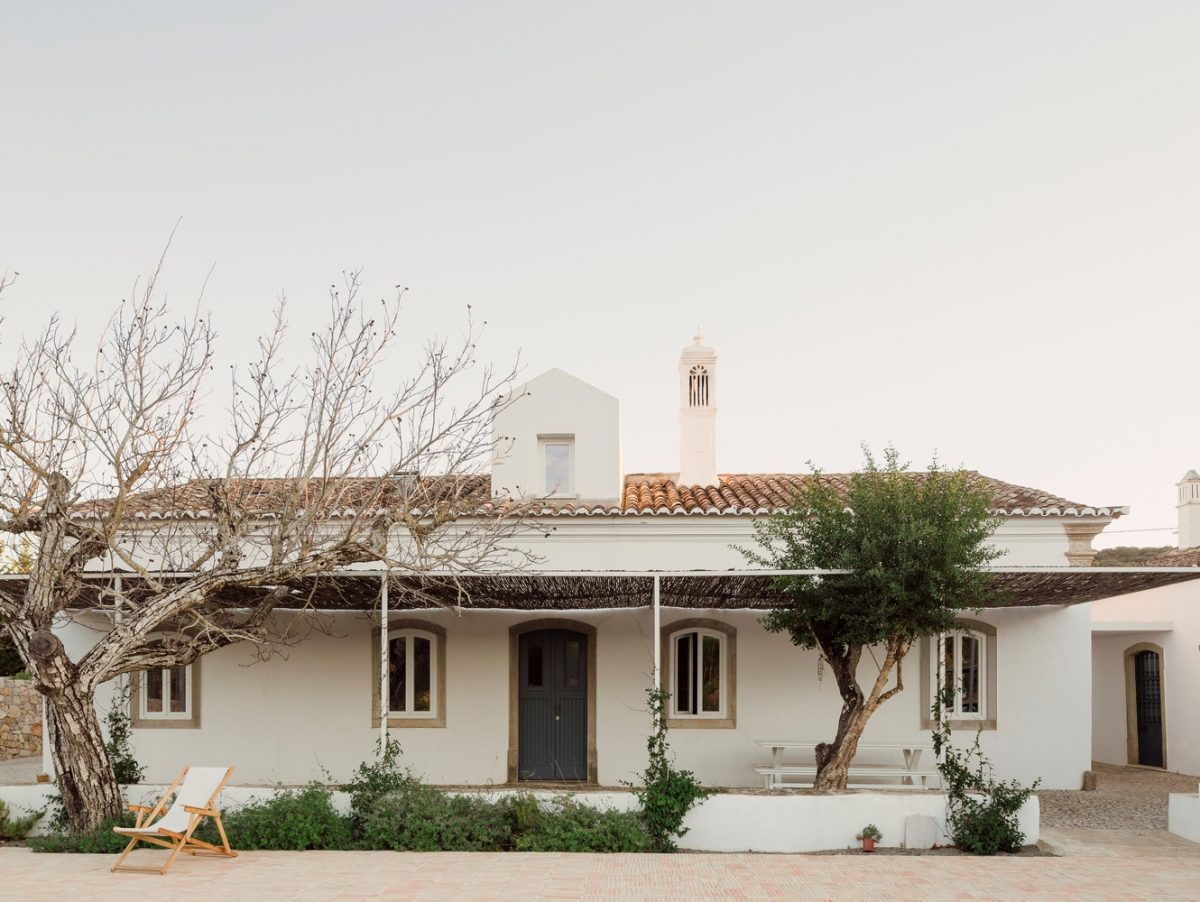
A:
388,628,438,718
935,628,986,719
667,625,729,719
688,365,709,407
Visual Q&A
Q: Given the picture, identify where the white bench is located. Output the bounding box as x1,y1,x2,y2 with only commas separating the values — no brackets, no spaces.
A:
754,740,940,790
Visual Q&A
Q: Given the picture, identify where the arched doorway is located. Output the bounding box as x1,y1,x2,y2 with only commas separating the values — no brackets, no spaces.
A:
1124,643,1166,768
508,619,596,783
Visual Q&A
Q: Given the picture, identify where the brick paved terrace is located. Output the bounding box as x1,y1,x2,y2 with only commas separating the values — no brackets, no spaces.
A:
3,763,1198,899
1,837,1198,901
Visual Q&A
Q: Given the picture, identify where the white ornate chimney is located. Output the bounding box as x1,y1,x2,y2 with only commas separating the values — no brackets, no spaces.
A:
678,332,718,487
1178,469,1200,550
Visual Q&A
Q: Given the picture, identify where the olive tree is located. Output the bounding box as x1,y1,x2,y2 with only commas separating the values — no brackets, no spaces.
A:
741,447,1001,791
0,262,536,832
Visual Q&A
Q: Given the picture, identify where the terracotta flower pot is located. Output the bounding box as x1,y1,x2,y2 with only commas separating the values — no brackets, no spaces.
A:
861,838,875,852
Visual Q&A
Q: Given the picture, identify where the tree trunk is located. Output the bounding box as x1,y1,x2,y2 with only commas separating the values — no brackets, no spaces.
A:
812,639,906,791
813,645,868,790
45,681,123,833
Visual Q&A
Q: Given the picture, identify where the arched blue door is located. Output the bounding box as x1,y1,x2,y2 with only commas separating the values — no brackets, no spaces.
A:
518,629,587,781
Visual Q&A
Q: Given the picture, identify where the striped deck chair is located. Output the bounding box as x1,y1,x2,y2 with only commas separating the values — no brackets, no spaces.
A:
111,766,237,875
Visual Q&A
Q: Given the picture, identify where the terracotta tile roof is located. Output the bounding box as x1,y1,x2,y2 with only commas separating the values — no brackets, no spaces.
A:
607,472,1125,518
1145,547,1200,567
78,471,1124,521
71,475,496,521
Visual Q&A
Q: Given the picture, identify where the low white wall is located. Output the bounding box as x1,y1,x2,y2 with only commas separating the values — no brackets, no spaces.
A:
0,782,1039,852
682,792,1039,853
1169,792,1200,844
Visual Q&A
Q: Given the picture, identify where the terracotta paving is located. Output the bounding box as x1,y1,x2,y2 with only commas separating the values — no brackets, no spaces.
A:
2,843,1200,901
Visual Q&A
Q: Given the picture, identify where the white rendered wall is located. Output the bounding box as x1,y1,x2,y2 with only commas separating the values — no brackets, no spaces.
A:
490,369,622,502
57,597,1089,791
53,488,1097,790
505,514,1083,571
1091,579,1200,776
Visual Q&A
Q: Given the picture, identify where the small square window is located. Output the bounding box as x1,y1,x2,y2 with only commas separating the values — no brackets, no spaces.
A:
139,664,192,721
539,437,574,496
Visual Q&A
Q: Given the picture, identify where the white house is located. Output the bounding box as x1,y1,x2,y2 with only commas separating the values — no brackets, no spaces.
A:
1092,471,1200,776
54,336,1187,794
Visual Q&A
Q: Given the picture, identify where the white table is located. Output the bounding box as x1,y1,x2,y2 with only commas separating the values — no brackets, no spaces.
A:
754,739,938,789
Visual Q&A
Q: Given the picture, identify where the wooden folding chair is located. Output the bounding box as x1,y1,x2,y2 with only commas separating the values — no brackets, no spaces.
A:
111,765,237,875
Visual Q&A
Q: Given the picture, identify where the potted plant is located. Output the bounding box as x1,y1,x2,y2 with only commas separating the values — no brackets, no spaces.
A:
856,824,882,852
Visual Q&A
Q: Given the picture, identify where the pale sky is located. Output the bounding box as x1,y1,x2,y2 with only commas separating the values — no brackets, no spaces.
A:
3,2,1197,548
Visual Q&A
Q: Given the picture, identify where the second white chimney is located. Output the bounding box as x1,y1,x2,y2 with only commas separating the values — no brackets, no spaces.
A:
678,332,718,487
1178,469,1200,550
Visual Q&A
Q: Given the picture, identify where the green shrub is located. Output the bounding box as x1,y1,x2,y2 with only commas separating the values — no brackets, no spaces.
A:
359,784,513,851
0,800,40,840
104,688,145,785
626,687,711,851
196,784,351,851
341,736,415,833
29,814,137,853
932,685,1038,855
514,797,652,852
948,787,1033,855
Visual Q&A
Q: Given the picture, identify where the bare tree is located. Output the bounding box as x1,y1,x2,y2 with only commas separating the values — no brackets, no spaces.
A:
0,260,536,832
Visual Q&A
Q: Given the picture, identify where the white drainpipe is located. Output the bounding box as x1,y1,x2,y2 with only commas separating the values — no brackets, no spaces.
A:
379,572,389,752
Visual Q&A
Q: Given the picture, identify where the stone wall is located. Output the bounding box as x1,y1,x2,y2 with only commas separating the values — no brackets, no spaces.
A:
0,677,42,759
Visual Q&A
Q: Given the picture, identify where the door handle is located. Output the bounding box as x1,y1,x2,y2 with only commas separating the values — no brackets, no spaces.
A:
555,705,560,721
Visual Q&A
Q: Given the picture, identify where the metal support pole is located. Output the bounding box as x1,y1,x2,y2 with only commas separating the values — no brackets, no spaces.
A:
379,572,389,752
652,574,661,683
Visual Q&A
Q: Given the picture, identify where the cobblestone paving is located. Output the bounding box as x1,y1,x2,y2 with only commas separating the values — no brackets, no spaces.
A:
1040,762,1199,829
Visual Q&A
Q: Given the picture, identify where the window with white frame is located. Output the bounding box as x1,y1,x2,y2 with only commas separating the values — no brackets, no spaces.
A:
669,627,726,718
936,629,986,719
539,436,574,496
388,629,437,718
139,664,192,720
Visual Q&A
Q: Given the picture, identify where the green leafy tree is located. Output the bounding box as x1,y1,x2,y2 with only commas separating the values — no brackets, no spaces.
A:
741,446,1002,790
1093,546,1173,567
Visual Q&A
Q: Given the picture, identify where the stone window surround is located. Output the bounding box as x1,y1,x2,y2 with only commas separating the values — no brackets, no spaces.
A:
660,618,737,730
130,658,201,730
919,619,997,731
1123,641,1167,769
371,619,447,729
507,618,598,784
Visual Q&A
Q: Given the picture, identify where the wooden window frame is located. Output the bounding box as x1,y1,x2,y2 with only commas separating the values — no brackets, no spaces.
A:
387,628,439,720
537,435,575,498
919,619,997,731
659,618,736,729
130,658,201,730
371,619,447,729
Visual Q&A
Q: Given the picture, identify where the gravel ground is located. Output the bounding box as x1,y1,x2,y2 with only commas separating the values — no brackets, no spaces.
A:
0,755,41,785
1039,761,1199,829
